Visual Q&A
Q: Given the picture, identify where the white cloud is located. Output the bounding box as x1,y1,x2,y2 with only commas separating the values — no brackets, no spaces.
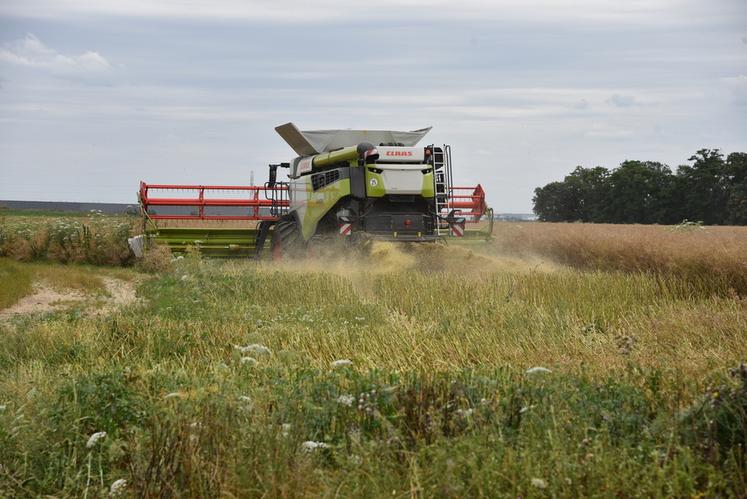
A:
0,33,110,73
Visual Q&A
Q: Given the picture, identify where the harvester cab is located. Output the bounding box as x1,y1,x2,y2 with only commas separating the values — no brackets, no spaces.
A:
135,123,493,258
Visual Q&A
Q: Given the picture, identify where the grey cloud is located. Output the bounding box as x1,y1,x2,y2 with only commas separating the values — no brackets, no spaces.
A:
0,0,739,27
606,94,637,107
0,5,745,212
573,99,590,110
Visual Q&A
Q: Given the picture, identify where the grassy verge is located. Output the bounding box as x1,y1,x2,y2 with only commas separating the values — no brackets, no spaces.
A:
1,364,744,497
0,247,745,496
0,259,33,310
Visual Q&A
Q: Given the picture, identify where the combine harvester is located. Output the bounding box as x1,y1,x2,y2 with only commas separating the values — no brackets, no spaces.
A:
136,123,493,257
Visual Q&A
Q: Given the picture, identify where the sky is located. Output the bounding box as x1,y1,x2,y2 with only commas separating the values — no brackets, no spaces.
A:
0,0,745,212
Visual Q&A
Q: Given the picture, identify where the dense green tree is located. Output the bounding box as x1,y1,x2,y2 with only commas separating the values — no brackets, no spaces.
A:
532,149,746,225
532,181,577,222
604,161,674,224
725,152,747,224
563,166,610,222
673,149,729,225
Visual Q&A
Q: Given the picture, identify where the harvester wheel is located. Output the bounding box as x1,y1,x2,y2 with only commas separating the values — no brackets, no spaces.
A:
271,218,302,258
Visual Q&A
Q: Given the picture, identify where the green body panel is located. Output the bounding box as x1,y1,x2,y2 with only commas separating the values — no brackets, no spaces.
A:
311,146,358,168
421,172,435,198
299,177,351,240
365,170,386,197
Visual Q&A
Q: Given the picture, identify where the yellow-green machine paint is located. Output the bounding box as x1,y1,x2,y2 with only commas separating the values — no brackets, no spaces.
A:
298,176,351,240
311,146,358,168
421,172,435,198
365,169,386,197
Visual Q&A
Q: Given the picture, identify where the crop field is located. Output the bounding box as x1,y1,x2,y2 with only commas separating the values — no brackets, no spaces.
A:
1,214,746,497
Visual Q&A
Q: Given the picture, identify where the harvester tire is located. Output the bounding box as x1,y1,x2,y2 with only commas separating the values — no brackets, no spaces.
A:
271,218,302,258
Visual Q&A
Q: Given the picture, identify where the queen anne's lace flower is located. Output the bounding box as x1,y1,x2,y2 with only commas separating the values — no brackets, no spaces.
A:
531,478,548,489
109,478,127,497
337,394,355,406
301,441,329,451
234,344,271,355
526,366,552,374
331,359,353,368
86,431,107,448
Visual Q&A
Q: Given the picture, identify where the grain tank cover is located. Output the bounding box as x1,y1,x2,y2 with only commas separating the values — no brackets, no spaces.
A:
275,122,431,156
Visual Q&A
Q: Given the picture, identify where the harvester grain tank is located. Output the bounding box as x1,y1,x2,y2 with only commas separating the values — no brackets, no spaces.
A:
135,123,493,257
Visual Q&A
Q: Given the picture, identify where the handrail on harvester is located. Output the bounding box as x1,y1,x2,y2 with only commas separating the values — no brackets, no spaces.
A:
139,181,289,221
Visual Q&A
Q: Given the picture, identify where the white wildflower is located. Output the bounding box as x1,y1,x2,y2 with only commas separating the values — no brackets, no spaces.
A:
109,478,127,497
86,431,107,448
281,423,291,437
240,356,258,366
354,316,365,321
526,366,552,375
337,394,355,407
531,478,548,489
456,408,474,418
0,404,6,412
238,395,253,412
180,274,189,281
234,344,271,355
301,440,329,452
331,359,353,369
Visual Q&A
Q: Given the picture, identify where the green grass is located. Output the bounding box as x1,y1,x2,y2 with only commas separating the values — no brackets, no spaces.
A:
0,239,745,497
0,259,33,309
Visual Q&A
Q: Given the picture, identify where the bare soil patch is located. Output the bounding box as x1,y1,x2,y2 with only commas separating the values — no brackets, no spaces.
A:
0,277,138,320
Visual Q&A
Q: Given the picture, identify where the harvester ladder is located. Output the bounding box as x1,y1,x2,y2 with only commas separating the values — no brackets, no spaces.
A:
432,144,453,235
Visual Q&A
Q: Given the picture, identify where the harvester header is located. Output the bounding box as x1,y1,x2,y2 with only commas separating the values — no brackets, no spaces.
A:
135,122,493,257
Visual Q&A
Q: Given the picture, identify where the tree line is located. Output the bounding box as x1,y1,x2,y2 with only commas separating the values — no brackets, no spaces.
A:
532,149,747,225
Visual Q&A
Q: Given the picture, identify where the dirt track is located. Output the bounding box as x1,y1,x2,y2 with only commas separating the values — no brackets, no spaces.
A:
0,277,138,320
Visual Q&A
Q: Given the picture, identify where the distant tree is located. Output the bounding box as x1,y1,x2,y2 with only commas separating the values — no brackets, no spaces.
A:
603,161,674,224
532,149,747,225
725,152,747,225
673,149,730,225
563,166,610,222
532,181,577,222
